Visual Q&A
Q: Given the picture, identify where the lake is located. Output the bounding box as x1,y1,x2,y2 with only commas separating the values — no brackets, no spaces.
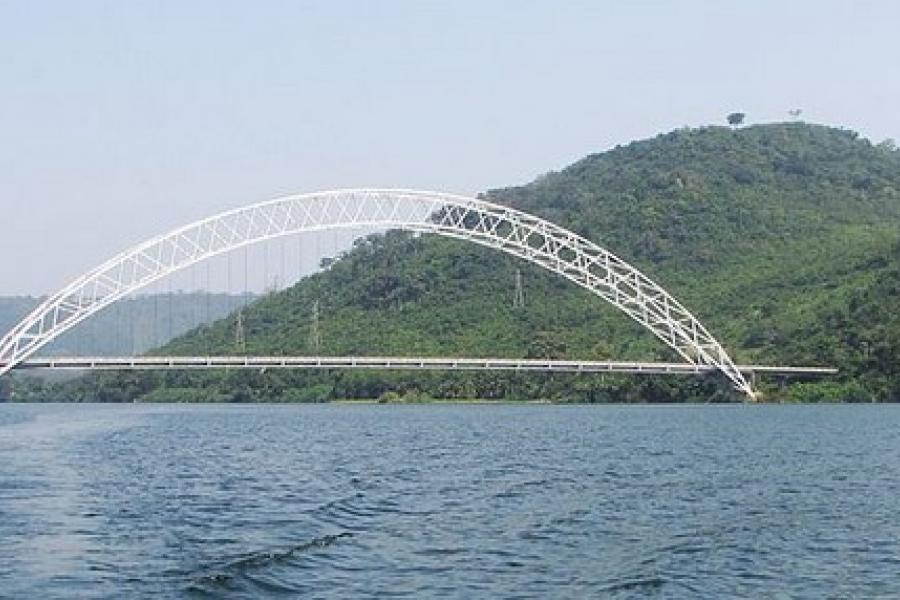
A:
1,403,898,598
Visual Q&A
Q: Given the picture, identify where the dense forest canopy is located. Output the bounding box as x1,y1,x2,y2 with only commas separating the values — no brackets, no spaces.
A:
8,123,900,403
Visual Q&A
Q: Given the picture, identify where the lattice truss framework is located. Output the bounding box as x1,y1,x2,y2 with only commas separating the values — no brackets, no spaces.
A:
0,190,754,397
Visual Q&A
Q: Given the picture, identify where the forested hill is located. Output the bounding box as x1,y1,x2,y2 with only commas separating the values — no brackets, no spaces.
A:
19,123,900,403
494,123,900,279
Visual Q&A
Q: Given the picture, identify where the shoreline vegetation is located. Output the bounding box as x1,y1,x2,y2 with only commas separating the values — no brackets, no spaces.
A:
0,392,881,405
3,122,898,404
4,373,877,405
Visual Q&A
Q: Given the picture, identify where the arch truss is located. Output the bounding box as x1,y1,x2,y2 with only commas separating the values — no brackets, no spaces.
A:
0,189,754,397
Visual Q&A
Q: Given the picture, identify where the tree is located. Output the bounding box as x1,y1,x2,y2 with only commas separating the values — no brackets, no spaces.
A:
591,340,613,360
526,331,567,359
727,112,746,127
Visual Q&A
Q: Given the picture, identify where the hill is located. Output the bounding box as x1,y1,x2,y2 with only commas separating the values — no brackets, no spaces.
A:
13,123,900,403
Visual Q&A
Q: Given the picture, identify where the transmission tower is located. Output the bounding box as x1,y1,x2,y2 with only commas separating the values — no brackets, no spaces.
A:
310,299,321,353
235,309,246,353
513,268,525,309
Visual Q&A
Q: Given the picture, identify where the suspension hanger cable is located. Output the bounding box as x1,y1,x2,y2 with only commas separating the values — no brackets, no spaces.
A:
243,245,249,308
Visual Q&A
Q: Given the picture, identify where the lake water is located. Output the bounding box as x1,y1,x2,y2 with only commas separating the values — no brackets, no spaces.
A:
0,403,898,598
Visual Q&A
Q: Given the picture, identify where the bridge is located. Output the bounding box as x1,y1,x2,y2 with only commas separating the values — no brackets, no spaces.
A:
0,189,837,400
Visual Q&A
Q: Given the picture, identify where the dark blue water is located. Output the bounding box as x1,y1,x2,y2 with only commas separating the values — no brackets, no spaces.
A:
1,403,899,598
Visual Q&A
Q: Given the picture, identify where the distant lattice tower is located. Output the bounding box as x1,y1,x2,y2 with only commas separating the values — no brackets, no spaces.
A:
513,268,525,309
234,309,246,353
310,299,321,353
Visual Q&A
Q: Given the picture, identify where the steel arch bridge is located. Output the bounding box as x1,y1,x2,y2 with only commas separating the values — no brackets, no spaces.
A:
0,189,755,398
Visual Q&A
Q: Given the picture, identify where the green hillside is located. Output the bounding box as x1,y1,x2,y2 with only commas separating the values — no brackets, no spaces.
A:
14,123,900,403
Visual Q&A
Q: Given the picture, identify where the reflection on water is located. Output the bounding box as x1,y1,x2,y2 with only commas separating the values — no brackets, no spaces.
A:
1,403,899,598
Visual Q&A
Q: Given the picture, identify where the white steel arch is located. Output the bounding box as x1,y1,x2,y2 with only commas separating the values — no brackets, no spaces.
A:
0,189,754,398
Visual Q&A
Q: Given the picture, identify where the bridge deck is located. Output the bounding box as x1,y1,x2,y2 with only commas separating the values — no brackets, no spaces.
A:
8,356,839,377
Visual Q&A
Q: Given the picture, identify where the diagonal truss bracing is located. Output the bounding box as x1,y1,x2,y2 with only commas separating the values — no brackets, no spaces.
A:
0,189,754,397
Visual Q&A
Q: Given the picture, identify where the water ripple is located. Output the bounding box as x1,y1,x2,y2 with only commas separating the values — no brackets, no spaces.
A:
0,403,899,598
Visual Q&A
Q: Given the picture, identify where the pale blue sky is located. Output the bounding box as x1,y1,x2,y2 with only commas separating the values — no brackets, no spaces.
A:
2,0,898,294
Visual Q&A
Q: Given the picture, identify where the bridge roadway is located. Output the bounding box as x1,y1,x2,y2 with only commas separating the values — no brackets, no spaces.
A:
8,356,839,378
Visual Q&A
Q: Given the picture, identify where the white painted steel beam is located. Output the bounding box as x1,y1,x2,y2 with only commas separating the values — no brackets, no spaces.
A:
7,356,838,378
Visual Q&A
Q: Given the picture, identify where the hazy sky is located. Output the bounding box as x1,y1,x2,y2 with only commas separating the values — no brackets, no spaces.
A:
2,0,898,294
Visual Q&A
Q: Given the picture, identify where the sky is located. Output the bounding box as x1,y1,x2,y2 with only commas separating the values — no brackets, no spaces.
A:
1,0,898,295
